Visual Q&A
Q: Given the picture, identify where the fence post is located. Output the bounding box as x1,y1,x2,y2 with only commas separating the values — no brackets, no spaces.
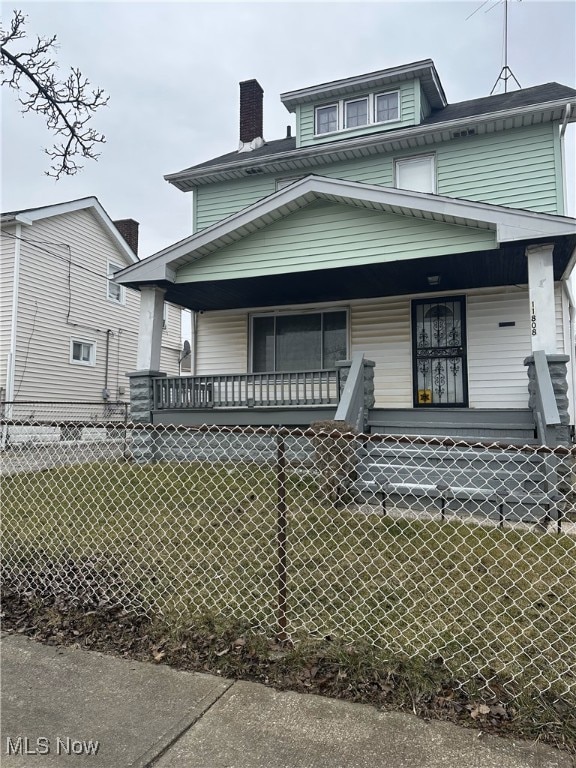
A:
276,432,288,642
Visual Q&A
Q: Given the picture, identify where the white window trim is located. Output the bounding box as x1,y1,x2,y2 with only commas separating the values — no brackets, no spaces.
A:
249,307,350,372
374,90,401,125
394,153,437,194
70,338,97,367
344,96,369,129
314,103,339,136
314,90,401,137
107,261,126,305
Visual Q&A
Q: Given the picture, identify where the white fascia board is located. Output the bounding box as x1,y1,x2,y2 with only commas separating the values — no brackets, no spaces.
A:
280,60,441,109
562,244,576,281
167,98,576,187
115,176,576,286
8,197,138,264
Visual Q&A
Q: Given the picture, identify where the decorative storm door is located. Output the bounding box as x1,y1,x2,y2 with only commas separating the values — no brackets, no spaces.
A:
412,297,468,407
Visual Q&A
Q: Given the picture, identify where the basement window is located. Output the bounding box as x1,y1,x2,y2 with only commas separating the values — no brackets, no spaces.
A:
251,310,347,372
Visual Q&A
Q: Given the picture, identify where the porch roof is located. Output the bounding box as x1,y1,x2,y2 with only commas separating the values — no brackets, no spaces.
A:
146,239,576,312
116,177,576,300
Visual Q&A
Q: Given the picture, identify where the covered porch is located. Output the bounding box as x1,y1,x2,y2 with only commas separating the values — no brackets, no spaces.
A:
117,177,576,445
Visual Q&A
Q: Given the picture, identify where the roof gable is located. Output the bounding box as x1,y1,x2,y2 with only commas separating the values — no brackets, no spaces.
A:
116,176,576,285
0,197,138,264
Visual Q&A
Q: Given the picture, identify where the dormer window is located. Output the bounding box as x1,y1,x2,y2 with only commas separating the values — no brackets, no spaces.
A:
376,92,399,122
315,104,338,135
314,90,401,136
345,98,368,128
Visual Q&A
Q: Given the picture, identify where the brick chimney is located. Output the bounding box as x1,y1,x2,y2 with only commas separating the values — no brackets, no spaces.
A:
113,219,139,257
239,79,264,152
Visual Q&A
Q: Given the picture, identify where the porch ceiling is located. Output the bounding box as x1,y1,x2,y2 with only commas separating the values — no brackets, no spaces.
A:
156,236,576,312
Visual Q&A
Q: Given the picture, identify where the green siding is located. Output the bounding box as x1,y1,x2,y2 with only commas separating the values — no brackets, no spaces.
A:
195,122,561,230
195,176,275,231
298,80,417,148
176,200,496,284
436,122,559,212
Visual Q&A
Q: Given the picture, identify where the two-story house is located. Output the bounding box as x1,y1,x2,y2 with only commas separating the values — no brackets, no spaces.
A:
117,59,576,447
0,197,183,430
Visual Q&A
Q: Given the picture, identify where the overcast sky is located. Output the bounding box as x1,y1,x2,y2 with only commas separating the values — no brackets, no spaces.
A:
2,0,575,258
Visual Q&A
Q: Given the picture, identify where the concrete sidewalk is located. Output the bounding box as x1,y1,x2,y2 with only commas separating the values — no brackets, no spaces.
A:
0,634,571,768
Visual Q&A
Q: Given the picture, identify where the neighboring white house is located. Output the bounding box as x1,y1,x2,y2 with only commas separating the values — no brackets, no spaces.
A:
0,197,183,415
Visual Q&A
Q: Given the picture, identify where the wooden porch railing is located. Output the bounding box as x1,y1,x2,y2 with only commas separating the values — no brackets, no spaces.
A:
153,370,340,410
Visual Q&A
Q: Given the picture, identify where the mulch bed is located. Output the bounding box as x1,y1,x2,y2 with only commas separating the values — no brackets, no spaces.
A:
2,587,574,756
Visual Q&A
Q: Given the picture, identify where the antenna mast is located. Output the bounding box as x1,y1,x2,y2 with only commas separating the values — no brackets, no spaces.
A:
490,0,522,94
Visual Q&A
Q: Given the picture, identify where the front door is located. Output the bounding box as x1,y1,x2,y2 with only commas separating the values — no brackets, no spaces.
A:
412,296,468,407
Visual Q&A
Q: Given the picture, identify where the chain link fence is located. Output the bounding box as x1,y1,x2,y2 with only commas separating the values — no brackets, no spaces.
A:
0,401,128,450
1,415,575,701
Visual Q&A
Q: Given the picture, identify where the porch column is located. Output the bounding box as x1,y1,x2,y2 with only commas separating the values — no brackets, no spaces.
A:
127,286,167,426
526,243,556,354
137,286,166,370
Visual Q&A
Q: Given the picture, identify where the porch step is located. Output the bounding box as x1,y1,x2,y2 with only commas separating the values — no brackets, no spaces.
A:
356,441,554,522
368,408,537,442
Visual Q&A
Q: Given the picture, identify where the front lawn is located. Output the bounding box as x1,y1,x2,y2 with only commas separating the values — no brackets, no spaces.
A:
3,459,575,701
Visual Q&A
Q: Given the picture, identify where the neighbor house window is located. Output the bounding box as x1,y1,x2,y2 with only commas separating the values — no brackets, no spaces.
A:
345,98,368,128
375,91,399,122
252,310,347,372
315,104,338,135
107,262,125,303
70,339,96,366
395,155,436,193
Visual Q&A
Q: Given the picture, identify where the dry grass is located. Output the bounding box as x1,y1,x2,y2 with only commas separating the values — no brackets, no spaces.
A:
3,459,575,703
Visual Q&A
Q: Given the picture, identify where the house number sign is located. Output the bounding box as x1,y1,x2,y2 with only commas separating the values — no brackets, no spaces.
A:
531,301,537,337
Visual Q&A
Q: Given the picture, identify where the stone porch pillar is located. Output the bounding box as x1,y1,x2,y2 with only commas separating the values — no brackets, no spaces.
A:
127,286,167,425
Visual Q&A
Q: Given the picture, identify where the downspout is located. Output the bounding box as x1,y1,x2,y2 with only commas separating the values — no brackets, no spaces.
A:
192,310,198,376
103,329,112,400
563,278,576,434
2,223,22,449
560,103,572,216
6,222,22,403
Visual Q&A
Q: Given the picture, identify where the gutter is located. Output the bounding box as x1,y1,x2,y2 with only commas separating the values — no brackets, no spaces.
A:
166,97,576,188
560,104,572,217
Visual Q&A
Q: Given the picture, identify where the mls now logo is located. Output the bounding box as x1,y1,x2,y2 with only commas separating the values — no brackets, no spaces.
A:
5,736,100,756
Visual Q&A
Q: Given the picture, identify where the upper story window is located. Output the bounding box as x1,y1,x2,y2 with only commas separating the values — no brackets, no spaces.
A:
315,104,338,135
314,90,400,136
107,262,125,304
376,92,399,122
345,98,368,129
395,155,436,194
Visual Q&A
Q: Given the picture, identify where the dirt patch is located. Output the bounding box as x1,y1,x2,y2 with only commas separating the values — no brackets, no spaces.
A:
2,587,574,756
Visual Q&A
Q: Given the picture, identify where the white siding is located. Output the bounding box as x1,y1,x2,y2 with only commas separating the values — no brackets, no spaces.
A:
195,311,247,374
350,298,412,407
466,290,531,409
5,208,181,405
0,227,15,397
194,285,572,411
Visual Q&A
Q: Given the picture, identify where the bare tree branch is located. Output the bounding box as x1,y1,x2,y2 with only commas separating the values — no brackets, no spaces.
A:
0,10,109,178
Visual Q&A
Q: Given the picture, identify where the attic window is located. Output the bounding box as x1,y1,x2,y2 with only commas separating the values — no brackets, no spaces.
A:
344,98,368,128
314,90,400,136
451,127,477,138
316,104,338,135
